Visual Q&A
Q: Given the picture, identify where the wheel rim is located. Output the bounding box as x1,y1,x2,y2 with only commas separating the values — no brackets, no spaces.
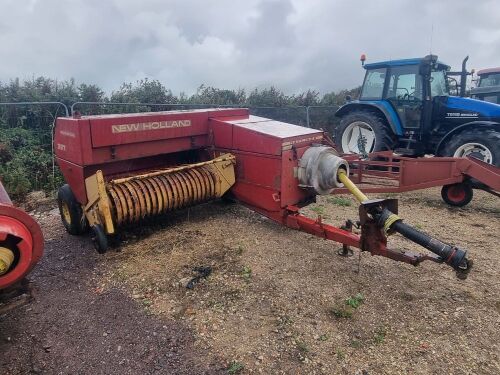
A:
453,142,493,164
341,121,376,154
61,202,72,225
447,185,466,203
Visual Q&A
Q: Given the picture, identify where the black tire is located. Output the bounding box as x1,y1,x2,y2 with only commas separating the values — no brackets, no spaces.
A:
91,225,108,254
441,183,473,207
440,128,500,167
57,184,88,235
334,110,395,154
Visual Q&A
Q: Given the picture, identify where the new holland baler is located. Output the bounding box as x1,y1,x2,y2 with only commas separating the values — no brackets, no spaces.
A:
53,108,472,278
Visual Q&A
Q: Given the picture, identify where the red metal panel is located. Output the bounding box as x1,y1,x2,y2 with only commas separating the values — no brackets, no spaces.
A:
280,148,315,208
54,117,88,166
209,118,233,149
89,111,209,148
56,158,87,204
230,116,323,156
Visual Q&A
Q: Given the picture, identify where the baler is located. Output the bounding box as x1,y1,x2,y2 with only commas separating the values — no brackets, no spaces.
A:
0,181,44,291
54,108,472,278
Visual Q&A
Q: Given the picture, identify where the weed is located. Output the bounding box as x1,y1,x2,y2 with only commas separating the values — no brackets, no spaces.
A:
236,245,244,255
374,326,387,344
227,361,244,374
346,293,364,309
296,340,309,354
310,205,325,215
319,334,329,341
336,348,345,360
327,197,352,207
350,339,362,348
414,223,423,230
241,266,252,281
329,306,353,319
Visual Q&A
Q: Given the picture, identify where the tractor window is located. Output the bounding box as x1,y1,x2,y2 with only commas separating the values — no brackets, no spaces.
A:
386,65,422,100
360,68,386,100
479,73,500,87
430,70,448,96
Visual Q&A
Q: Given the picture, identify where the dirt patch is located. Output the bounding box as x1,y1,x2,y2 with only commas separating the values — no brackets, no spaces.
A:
1,188,499,374
0,209,224,375
101,189,499,374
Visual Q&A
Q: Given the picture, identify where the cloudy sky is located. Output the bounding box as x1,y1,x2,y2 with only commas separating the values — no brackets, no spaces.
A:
1,0,498,94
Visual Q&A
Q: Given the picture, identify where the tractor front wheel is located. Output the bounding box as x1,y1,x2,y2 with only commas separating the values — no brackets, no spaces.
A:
335,110,395,154
441,128,500,166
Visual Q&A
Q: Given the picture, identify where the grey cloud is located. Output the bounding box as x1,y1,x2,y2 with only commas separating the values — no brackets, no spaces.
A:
0,0,498,95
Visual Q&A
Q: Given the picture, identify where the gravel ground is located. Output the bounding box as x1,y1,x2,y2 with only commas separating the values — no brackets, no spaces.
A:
1,188,499,374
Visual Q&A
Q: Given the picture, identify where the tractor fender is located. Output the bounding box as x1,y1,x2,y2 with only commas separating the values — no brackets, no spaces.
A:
335,101,403,136
435,121,500,155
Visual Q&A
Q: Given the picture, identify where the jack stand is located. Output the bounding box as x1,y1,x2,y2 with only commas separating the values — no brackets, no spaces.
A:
338,220,355,257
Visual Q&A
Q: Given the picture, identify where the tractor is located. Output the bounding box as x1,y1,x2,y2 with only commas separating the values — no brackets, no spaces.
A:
334,55,500,166
471,67,500,104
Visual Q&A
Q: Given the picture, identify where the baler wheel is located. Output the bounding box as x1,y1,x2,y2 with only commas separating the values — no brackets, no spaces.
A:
441,182,473,207
57,184,88,235
91,225,108,254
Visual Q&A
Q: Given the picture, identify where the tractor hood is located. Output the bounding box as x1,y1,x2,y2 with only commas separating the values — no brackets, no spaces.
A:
446,96,500,119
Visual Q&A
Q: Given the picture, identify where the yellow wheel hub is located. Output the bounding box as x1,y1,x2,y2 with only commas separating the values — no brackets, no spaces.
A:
0,246,15,275
62,202,72,225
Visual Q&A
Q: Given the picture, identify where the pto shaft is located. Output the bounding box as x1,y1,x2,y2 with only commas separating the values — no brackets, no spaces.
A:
337,170,470,272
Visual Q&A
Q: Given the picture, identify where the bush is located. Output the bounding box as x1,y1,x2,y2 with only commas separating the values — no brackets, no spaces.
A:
0,127,58,199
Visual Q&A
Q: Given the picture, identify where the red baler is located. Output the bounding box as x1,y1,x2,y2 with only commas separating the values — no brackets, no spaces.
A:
54,108,471,278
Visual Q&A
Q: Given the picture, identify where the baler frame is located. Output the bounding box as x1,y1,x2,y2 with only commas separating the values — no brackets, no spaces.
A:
334,151,500,206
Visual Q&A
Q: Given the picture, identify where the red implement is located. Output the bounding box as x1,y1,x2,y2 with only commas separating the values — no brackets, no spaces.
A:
0,181,44,290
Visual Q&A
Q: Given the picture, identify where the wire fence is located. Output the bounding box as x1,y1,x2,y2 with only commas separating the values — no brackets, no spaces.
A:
0,101,341,198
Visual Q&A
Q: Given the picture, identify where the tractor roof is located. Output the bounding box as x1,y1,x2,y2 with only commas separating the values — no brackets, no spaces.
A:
477,67,500,75
364,57,450,70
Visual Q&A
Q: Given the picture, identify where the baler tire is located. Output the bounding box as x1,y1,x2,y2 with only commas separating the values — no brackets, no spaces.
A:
440,128,500,166
334,110,395,154
441,183,473,207
91,225,108,254
57,184,88,235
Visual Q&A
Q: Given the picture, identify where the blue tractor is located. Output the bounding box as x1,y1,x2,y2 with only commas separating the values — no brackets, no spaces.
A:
334,55,500,166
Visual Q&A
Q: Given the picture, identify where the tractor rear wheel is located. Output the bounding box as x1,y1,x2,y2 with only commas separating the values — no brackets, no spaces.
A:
57,184,88,235
441,128,500,166
335,110,395,154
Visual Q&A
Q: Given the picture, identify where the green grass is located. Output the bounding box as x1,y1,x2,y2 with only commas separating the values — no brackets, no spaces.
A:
241,266,252,281
327,197,352,207
374,326,387,344
329,306,353,319
350,339,362,348
227,361,244,374
310,205,326,215
296,340,309,354
346,293,364,309
336,348,345,360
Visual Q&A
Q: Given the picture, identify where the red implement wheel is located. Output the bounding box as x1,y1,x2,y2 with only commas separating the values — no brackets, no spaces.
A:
441,183,473,207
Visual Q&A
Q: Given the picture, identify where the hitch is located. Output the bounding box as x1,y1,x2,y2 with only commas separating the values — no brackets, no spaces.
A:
337,170,472,278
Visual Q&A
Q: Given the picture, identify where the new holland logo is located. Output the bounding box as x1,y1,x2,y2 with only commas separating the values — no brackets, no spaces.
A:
111,120,191,133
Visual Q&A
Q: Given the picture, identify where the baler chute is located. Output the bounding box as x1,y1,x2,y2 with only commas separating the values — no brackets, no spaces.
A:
54,109,472,278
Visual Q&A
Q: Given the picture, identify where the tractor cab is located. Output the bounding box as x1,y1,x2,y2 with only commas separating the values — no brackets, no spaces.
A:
335,55,500,166
360,56,450,134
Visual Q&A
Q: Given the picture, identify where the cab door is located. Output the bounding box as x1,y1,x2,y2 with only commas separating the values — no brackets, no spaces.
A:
386,65,423,130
